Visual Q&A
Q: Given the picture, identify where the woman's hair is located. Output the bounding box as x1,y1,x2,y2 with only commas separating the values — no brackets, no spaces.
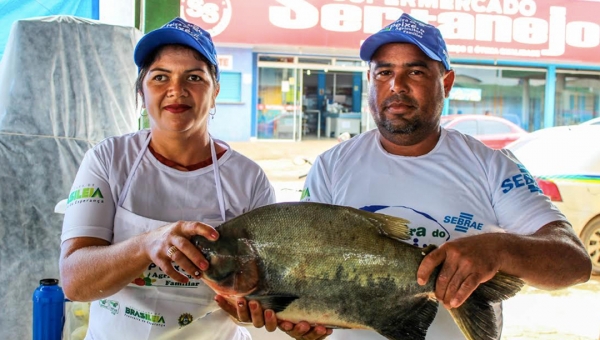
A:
135,44,219,106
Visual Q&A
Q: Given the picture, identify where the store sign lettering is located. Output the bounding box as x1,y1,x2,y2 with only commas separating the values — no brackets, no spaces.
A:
268,0,600,55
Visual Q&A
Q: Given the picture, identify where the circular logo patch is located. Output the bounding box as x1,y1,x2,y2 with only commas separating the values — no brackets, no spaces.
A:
178,313,194,328
181,0,233,37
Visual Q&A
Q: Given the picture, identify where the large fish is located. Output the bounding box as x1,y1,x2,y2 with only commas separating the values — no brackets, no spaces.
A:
192,202,523,340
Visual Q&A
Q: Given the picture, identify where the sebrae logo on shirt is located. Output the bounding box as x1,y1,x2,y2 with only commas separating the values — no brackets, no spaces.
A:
501,164,542,195
67,184,105,206
443,212,484,233
125,306,166,327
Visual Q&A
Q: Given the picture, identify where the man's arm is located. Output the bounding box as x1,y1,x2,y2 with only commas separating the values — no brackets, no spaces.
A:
417,220,591,309
495,220,591,289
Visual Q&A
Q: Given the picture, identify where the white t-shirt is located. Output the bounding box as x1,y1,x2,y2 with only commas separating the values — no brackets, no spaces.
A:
61,130,276,340
62,130,275,241
301,128,566,340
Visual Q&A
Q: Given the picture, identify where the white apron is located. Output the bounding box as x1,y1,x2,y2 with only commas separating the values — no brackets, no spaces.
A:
85,134,251,340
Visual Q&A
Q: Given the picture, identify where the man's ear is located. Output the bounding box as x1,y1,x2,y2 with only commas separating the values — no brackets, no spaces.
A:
443,69,455,98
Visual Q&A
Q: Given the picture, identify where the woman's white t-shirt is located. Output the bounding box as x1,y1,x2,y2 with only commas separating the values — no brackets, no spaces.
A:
61,130,276,340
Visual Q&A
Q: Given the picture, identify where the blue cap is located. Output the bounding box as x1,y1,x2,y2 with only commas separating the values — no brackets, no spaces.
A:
360,13,451,71
134,17,220,80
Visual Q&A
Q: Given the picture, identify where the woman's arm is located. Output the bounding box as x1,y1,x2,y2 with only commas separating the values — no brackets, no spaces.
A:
60,221,219,302
60,236,149,301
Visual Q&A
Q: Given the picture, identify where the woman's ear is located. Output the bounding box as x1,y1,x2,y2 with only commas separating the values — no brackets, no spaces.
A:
213,82,221,103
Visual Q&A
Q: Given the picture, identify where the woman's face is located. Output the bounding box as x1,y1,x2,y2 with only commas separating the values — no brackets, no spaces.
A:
141,45,219,135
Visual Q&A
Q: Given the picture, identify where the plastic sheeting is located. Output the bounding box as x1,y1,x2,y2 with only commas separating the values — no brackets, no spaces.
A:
0,16,141,338
0,0,98,59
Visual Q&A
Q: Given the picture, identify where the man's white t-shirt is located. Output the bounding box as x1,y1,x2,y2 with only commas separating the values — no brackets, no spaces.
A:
61,130,276,340
301,128,566,340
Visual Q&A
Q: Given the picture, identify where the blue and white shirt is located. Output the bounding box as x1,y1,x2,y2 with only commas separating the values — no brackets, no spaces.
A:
301,127,566,340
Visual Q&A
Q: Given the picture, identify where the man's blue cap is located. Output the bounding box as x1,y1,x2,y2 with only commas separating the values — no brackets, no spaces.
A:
359,13,451,71
134,17,220,80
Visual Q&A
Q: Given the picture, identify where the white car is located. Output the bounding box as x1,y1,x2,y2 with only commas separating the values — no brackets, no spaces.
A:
580,116,600,126
506,125,600,274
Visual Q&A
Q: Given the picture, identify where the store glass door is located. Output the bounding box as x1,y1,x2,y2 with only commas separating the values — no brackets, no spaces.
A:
257,67,301,140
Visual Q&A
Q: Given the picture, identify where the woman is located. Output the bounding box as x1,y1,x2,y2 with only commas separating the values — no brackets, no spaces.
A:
59,18,276,339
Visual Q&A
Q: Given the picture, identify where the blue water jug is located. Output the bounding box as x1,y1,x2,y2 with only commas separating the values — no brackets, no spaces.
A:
33,278,65,340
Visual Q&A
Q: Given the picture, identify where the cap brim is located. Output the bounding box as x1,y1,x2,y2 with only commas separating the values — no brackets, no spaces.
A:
359,31,442,64
133,28,218,70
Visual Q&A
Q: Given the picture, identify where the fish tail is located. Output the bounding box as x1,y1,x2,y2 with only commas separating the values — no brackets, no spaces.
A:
449,272,524,340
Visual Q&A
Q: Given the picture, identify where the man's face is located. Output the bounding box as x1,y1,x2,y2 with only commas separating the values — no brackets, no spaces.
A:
367,43,454,146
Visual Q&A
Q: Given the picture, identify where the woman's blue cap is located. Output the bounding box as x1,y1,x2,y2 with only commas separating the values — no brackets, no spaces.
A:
134,17,220,80
360,13,451,71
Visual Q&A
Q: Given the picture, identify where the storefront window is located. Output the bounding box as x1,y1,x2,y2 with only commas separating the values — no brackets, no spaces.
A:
449,66,546,131
555,72,600,126
257,54,368,140
257,67,301,140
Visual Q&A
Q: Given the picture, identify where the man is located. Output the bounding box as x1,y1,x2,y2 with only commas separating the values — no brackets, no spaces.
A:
292,13,591,340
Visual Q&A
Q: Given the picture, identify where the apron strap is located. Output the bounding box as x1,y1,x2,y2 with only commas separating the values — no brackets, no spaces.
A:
210,137,227,222
118,132,152,207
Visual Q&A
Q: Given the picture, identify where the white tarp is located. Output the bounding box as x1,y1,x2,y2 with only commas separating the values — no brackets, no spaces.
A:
0,15,141,338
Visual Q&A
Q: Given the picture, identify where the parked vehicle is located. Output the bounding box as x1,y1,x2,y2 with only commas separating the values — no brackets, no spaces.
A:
580,116,600,126
441,114,528,149
506,125,600,274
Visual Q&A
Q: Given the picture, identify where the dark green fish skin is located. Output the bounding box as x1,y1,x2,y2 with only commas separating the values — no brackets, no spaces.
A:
193,202,523,340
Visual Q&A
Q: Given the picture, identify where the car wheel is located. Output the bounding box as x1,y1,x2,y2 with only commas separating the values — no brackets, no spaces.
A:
581,217,600,275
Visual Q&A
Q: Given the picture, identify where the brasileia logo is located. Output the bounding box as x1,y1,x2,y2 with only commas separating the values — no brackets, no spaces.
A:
67,186,104,205
125,307,166,326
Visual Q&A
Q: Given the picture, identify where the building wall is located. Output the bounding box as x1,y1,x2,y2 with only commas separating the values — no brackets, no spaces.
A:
210,47,255,141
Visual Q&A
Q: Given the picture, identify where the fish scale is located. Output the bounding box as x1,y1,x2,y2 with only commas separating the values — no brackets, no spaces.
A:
193,202,524,340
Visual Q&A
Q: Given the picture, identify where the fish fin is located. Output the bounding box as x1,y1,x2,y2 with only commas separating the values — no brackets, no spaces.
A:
375,296,438,340
245,295,299,313
355,209,411,241
449,272,524,340
475,272,525,303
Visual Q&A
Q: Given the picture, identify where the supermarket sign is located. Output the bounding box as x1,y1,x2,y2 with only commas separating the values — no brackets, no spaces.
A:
181,0,600,65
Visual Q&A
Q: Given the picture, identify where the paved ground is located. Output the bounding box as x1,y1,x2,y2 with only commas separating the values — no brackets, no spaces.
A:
228,138,600,340
229,138,339,202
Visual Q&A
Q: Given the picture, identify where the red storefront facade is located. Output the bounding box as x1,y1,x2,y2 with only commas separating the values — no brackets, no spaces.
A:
179,0,600,140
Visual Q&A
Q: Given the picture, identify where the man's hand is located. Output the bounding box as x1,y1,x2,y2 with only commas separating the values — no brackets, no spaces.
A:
278,320,332,340
416,236,501,309
215,295,332,339
215,295,278,332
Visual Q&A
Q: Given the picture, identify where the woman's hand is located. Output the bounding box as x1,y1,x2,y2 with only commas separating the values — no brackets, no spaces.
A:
145,221,219,283
215,295,278,331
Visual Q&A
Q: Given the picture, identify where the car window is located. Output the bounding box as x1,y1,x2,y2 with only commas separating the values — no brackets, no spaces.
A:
449,120,477,135
480,120,512,134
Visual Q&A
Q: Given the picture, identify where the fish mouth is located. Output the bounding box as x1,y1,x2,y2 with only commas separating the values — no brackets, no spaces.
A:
192,236,211,255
